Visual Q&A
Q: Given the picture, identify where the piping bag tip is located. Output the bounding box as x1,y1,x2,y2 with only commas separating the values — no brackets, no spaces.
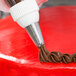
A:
25,22,44,47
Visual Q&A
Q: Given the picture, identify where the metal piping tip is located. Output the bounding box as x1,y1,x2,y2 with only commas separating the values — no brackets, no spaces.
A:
25,22,44,47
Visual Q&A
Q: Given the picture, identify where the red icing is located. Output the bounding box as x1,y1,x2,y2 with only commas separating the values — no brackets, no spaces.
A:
0,6,76,76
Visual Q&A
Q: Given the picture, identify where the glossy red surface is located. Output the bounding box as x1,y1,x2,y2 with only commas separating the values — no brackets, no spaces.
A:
0,6,76,76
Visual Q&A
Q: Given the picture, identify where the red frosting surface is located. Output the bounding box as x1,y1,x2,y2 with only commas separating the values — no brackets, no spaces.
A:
0,6,76,76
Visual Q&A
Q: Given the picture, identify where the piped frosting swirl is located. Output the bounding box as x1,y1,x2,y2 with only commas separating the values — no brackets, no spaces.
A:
39,45,75,64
